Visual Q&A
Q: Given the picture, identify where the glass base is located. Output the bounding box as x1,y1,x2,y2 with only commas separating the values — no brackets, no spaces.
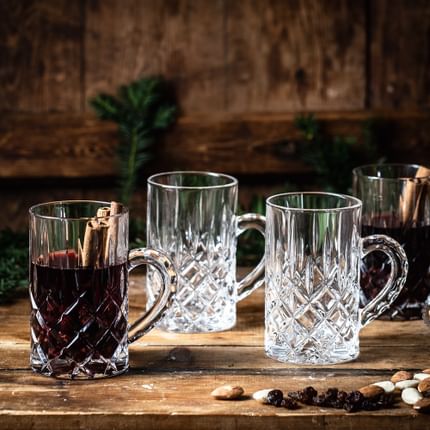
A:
158,316,236,333
31,352,129,379
264,345,360,365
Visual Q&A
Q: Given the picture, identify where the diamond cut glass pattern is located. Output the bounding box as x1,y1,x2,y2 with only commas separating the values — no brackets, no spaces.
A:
146,172,265,333
29,200,178,379
265,193,408,364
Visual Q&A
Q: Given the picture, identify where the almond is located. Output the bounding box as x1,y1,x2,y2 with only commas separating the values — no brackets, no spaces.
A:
395,379,419,390
373,381,395,394
414,373,430,381
391,370,413,383
418,379,430,397
359,384,385,398
413,398,430,413
211,385,244,400
401,387,423,405
252,388,276,404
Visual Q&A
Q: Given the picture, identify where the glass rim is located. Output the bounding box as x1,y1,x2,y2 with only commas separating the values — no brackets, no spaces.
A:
266,192,362,213
352,163,430,181
29,200,129,221
147,171,238,190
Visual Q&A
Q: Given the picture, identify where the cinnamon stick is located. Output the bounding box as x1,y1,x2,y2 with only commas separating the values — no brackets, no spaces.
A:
401,166,430,225
81,203,123,267
77,238,83,267
97,207,111,219
96,219,109,267
82,219,100,267
104,201,123,264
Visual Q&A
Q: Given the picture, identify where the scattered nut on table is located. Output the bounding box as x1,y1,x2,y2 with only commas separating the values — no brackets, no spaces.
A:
373,381,395,394
414,373,430,382
211,385,244,400
252,388,276,404
358,384,385,398
391,370,413,383
418,379,430,397
401,387,423,405
395,379,419,390
413,398,430,413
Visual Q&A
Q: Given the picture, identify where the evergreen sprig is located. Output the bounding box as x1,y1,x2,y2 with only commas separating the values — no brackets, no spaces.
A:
294,114,380,193
90,77,177,205
0,229,28,303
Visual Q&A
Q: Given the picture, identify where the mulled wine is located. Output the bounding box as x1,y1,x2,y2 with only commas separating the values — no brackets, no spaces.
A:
30,250,128,377
361,222,430,319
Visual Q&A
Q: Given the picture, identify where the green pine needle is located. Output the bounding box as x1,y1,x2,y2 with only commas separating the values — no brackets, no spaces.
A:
295,114,379,193
0,229,28,303
90,76,177,206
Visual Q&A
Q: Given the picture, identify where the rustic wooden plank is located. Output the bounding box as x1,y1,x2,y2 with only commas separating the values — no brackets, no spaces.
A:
2,284,429,367
1,284,429,348
1,276,429,429
0,0,82,112
370,0,430,109
1,343,429,372
85,0,225,114
0,371,428,430
0,114,117,177
1,111,430,180
0,180,121,231
225,0,366,112
0,414,428,430
0,181,282,231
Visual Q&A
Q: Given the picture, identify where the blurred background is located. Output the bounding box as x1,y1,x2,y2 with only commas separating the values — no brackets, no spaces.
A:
1,0,430,231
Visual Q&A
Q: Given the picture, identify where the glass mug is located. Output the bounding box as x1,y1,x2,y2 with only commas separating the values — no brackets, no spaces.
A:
29,200,177,379
146,171,265,333
353,164,430,320
265,192,408,365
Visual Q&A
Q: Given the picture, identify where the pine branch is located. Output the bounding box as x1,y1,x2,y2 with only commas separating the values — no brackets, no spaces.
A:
295,114,379,193
0,229,28,303
90,76,177,206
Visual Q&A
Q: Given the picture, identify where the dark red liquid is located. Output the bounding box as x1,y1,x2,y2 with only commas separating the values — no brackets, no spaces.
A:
361,224,430,319
30,250,128,376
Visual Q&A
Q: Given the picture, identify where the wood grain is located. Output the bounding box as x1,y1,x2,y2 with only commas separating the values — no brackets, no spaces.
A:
0,279,429,429
0,0,82,112
370,0,430,108
1,111,430,178
85,0,225,113
0,180,282,231
0,181,120,231
225,0,366,112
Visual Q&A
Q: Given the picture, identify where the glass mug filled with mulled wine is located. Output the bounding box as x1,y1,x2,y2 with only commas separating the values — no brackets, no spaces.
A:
29,200,177,379
353,164,430,319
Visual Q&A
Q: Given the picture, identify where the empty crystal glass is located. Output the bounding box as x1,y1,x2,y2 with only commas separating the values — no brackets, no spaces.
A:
265,192,408,364
29,200,177,379
146,171,265,333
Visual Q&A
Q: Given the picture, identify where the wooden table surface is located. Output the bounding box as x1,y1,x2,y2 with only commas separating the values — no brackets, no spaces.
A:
1,274,430,430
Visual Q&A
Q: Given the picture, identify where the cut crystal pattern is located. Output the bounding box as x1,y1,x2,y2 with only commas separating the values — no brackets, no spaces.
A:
30,263,128,379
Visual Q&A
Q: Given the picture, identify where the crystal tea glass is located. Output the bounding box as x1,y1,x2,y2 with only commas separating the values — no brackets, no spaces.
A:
265,192,408,364
29,200,177,379
353,164,430,319
146,171,265,333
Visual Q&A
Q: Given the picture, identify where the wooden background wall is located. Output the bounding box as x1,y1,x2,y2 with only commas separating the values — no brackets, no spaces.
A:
1,0,430,229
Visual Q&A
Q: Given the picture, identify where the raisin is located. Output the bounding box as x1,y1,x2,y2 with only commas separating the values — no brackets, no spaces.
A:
267,390,284,406
283,398,299,410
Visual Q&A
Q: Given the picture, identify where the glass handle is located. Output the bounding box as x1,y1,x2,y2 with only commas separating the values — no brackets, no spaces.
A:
127,248,177,343
236,213,266,302
360,235,408,327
